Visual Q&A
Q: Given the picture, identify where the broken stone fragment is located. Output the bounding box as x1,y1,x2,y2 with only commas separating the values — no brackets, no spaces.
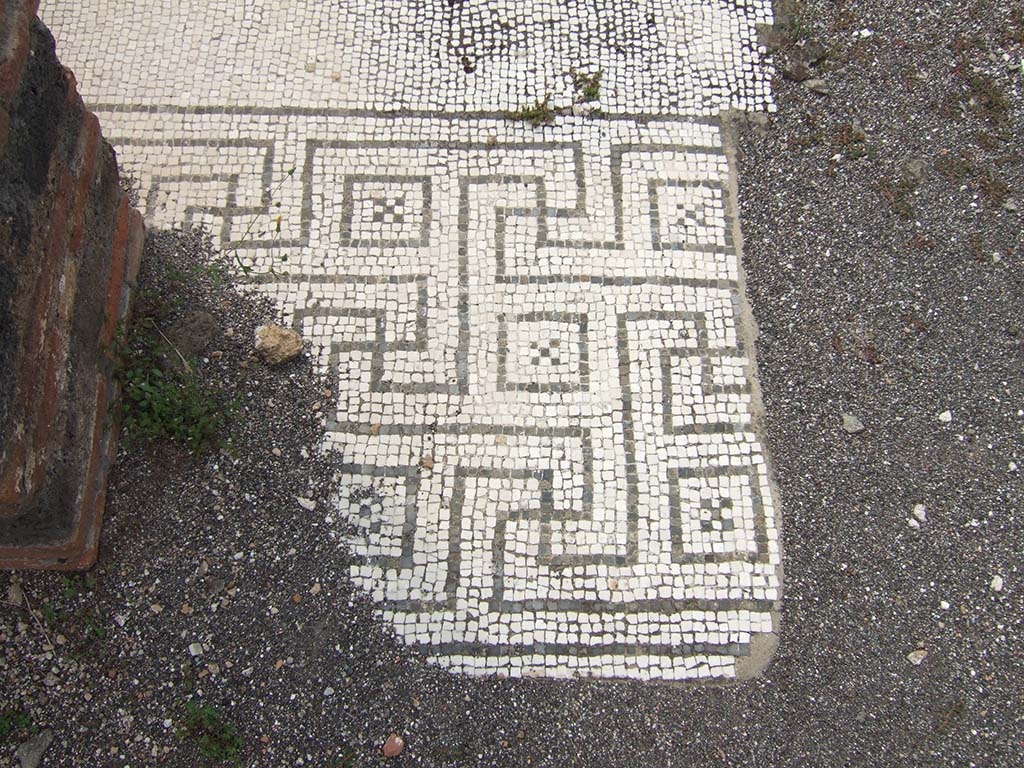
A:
782,59,812,82
15,729,54,768
850,119,867,142
906,648,927,666
841,413,866,434
803,78,830,96
761,27,791,53
799,39,828,65
254,323,303,365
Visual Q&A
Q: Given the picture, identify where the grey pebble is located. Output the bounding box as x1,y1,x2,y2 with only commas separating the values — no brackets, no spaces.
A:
16,729,54,768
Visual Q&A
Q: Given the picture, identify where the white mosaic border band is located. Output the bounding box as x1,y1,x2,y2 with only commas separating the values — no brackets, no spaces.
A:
44,0,774,116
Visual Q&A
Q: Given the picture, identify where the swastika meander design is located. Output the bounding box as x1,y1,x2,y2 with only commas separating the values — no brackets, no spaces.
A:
97,112,781,680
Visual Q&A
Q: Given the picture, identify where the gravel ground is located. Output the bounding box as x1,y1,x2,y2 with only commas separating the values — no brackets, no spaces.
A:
3,1,1023,766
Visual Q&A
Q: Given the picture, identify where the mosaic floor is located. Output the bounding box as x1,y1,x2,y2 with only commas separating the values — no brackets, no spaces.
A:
43,0,781,681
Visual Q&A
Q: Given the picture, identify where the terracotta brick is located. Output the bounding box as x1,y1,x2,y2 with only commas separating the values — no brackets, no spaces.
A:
0,374,108,569
126,208,145,285
67,113,101,254
99,198,131,347
0,164,71,500
0,442,26,516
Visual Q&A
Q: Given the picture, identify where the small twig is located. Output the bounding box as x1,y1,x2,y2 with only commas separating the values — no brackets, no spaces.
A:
7,587,55,654
149,319,192,374
228,167,296,273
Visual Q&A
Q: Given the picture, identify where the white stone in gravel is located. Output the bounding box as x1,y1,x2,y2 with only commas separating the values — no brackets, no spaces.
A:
907,649,927,665
938,410,953,423
188,643,204,657
990,575,1004,592
324,687,335,697
912,504,927,523
296,497,317,511
940,600,951,610
842,413,866,434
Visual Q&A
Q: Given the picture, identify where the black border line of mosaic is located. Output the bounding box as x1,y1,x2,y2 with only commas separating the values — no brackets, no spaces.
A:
413,640,751,660
95,105,731,124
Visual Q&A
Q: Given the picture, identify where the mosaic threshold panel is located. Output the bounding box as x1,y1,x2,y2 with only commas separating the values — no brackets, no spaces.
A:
45,0,774,116
43,0,780,682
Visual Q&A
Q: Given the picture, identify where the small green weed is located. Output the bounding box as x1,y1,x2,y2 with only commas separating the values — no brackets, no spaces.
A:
946,66,1010,124
571,69,602,102
115,318,231,451
61,573,96,600
431,742,473,763
33,594,107,657
832,123,867,158
969,232,987,262
782,0,813,40
510,95,556,126
935,699,967,735
178,701,243,765
39,601,58,627
1007,7,1024,43
0,707,35,743
228,167,297,275
975,130,1006,151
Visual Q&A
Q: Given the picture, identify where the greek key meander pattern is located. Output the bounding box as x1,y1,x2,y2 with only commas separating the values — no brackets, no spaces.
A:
94,112,781,680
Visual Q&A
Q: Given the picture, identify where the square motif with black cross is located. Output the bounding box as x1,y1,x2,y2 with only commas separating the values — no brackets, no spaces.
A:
342,175,432,247
497,312,589,393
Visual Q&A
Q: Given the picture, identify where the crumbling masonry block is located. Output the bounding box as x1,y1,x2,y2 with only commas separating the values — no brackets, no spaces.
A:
0,0,143,568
